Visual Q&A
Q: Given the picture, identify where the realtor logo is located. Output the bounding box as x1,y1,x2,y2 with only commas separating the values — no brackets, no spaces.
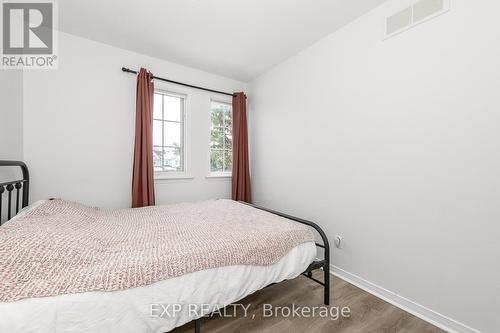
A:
1,0,57,69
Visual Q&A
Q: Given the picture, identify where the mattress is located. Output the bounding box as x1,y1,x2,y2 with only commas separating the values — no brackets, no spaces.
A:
0,200,317,332
0,242,316,333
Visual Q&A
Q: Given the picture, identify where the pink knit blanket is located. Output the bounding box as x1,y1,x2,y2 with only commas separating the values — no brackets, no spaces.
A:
0,199,314,302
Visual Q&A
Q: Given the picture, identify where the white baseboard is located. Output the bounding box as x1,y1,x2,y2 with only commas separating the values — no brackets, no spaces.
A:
330,265,482,333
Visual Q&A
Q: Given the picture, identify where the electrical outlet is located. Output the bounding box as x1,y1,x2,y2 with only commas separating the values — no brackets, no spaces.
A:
334,235,343,249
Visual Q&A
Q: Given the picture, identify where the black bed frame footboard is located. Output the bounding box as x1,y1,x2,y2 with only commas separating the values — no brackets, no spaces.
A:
191,202,331,333
0,161,29,225
242,203,330,306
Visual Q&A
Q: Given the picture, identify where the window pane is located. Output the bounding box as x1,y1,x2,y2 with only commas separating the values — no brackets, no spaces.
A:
152,91,185,173
164,121,182,148
163,147,182,171
224,129,232,148
223,110,232,128
210,100,232,175
153,94,162,120
164,95,182,122
153,147,163,171
211,109,223,127
223,149,232,172
210,149,223,172
211,101,231,113
210,127,224,149
153,120,162,146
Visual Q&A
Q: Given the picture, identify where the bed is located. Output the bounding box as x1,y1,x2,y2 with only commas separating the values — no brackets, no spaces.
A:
0,160,330,333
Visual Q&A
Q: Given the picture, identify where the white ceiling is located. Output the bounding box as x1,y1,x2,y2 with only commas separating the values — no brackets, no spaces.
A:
59,0,387,82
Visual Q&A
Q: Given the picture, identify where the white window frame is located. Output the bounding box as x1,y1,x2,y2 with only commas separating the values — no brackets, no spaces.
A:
207,97,233,178
153,88,192,180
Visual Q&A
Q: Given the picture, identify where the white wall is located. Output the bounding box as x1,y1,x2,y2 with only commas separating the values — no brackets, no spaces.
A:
23,32,246,208
0,70,23,161
0,70,24,220
249,1,500,332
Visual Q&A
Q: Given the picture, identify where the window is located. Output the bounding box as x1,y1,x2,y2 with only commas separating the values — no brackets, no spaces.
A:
153,91,186,174
209,100,232,176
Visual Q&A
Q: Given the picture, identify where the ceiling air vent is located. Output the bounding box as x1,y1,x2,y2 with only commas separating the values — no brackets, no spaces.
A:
386,7,413,35
385,0,450,39
413,0,444,22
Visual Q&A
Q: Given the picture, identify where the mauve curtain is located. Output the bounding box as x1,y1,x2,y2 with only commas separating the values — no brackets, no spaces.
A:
232,92,252,203
132,68,155,208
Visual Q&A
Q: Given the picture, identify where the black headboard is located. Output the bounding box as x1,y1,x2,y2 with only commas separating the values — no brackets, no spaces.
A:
0,161,29,225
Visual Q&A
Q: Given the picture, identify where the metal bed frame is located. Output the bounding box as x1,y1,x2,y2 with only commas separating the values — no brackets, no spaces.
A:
0,161,330,333
0,161,29,225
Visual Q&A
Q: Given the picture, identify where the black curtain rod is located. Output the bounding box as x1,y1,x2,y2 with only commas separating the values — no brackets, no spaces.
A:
121,67,235,97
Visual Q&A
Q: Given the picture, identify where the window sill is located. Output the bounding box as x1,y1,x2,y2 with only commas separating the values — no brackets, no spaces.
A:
206,174,232,180
154,173,194,183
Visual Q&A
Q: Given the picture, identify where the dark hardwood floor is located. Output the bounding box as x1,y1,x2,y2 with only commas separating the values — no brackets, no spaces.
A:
172,271,445,333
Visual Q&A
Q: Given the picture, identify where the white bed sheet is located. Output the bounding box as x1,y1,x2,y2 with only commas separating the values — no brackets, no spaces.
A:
0,242,316,333
5,199,47,224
